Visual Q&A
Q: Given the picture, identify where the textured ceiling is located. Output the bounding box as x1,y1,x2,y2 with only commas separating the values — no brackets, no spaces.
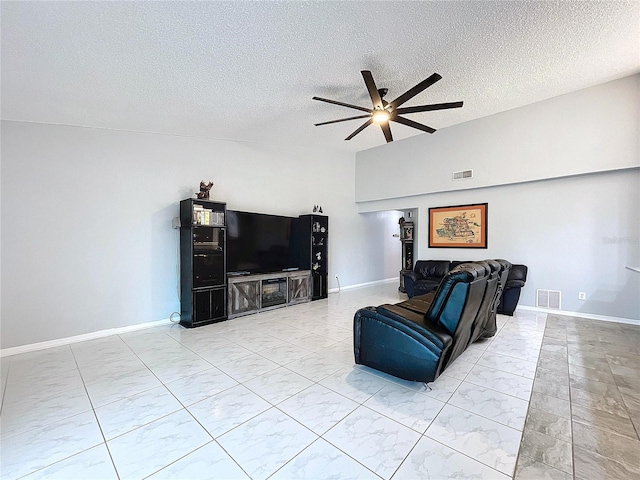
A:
2,1,639,153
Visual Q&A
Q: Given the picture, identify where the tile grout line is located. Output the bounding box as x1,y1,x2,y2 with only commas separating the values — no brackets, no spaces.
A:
567,320,576,480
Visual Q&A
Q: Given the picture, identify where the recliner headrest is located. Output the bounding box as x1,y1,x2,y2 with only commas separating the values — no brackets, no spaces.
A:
450,262,487,279
473,261,492,277
481,260,501,278
494,259,512,271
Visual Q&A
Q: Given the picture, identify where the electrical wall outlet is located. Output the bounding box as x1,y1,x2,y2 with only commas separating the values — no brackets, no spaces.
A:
578,291,586,300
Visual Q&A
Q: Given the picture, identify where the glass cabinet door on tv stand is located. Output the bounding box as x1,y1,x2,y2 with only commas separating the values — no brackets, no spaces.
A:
179,199,227,327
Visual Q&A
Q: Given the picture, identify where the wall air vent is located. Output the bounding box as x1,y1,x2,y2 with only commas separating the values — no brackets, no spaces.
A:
536,289,562,309
453,169,473,180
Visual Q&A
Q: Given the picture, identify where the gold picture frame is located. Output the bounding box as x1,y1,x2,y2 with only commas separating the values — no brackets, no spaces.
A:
428,203,488,248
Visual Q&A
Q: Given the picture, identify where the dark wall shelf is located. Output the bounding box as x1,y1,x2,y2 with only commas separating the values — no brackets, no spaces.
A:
399,221,414,293
298,214,328,300
179,199,227,327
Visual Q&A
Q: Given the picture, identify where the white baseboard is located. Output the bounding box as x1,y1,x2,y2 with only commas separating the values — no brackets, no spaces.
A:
1,318,175,358
517,305,640,326
328,277,397,294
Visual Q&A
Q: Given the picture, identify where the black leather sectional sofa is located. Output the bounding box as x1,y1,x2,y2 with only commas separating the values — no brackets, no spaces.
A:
404,259,528,316
354,260,512,383
497,264,528,316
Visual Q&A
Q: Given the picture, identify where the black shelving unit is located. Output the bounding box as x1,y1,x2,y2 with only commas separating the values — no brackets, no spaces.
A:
298,214,328,300
179,199,227,327
399,221,414,293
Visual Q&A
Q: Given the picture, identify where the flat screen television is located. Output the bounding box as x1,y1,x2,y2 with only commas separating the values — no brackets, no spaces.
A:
226,210,301,274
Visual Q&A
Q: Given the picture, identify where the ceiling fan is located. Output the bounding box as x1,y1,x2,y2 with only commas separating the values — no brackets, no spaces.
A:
313,71,463,143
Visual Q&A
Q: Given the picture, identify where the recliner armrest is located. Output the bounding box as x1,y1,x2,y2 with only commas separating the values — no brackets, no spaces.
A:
404,271,423,283
377,304,453,351
403,271,423,298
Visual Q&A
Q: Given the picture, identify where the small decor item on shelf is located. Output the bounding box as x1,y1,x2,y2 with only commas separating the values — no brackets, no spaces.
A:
316,252,322,260
319,206,323,213
313,262,320,270
313,205,318,212
196,181,213,199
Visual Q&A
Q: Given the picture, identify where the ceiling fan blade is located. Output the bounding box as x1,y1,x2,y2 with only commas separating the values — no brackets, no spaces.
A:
391,115,436,134
389,73,442,109
395,101,464,115
361,70,383,109
380,121,393,143
312,96,372,113
314,114,371,126
345,118,374,140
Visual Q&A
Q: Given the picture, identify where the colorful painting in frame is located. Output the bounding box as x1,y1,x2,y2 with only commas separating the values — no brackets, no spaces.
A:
428,203,488,248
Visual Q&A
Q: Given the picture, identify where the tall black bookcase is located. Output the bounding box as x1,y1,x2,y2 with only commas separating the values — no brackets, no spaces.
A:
298,214,328,300
399,221,414,293
179,199,227,327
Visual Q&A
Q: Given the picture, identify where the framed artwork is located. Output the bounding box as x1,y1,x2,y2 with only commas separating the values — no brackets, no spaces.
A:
428,203,488,248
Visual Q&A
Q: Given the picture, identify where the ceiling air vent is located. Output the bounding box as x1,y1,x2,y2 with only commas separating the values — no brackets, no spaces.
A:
536,289,562,309
453,169,473,180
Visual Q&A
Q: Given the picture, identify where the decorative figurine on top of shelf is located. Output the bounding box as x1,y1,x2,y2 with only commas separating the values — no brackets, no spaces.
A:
196,181,213,199
313,205,318,212
398,216,406,225
319,206,323,213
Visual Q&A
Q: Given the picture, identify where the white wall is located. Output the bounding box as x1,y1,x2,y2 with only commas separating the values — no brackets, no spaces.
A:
357,169,640,320
356,75,639,202
354,210,404,285
355,75,640,321
0,121,398,349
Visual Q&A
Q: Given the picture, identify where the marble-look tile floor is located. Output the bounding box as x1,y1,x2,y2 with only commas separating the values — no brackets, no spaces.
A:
0,282,637,479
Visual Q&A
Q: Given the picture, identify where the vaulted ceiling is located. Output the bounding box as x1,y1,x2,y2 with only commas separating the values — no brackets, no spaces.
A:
2,1,638,153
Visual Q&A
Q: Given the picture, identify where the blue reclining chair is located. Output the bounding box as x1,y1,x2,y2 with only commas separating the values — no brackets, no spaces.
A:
353,263,488,383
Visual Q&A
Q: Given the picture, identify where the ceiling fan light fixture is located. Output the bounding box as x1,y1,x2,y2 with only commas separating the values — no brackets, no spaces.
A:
372,109,390,123
313,71,463,143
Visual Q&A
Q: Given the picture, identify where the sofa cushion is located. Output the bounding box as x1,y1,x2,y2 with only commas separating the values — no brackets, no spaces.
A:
413,278,442,294
414,260,451,279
